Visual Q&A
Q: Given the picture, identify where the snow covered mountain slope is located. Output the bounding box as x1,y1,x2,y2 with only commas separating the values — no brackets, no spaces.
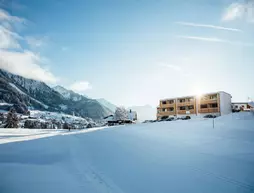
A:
53,85,113,118
0,112,254,193
0,69,63,111
96,98,117,112
53,86,83,101
0,69,112,119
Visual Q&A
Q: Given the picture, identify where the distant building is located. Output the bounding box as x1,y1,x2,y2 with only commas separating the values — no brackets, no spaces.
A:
157,91,232,120
128,109,137,121
232,102,252,111
249,102,254,114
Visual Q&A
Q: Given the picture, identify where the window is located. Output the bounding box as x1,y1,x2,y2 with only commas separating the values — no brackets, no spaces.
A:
186,98,193,102
169,100,174,104
179,99,185,103
162,108,166,112
188,105,194,110
201,104,208,109
210,103,218,108
168,107,174,112
162,101,167,105
179,106,186,110
210,95,217,100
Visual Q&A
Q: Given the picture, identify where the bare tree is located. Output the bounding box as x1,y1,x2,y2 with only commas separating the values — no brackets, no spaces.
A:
4,108,19,128
114,107,128,121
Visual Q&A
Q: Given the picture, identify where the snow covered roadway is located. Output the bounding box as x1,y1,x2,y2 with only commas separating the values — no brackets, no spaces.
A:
0,112,254,193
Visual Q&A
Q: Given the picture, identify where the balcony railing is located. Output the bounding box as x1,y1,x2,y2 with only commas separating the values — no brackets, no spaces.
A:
157,111,176,116
198,108,219,114
159,103,175,108
176,101,195,106
199,99,218,104
176,110,196,115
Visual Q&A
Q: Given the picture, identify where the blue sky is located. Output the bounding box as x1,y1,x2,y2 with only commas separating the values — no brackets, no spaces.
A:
0,0,254,107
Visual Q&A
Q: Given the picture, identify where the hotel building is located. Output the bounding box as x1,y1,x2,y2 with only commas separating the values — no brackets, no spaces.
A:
157,91,232,120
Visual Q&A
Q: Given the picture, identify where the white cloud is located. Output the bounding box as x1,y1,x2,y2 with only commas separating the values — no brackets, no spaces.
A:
222,2,254,22
0,8,26,23
159,63,181,71
177,35,225,42
177,35,254,47
0,26,22,49
0,50,58,83
0,8,58,84
69,81,92,93
158,63,191,77
175,21,242,32
0,8,24,50
25,36,48,48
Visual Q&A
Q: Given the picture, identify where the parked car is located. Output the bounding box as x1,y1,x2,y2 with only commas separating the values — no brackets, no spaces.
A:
160,116,169,121
204,114,217,118
143,120,155,123
166,117,175,121
181,116,191,120
232,109,241,113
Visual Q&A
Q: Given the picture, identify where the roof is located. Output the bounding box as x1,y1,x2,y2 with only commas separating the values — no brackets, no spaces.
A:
159,91,232,102
248,102,254,107
232,102,249,104
103,115,114,119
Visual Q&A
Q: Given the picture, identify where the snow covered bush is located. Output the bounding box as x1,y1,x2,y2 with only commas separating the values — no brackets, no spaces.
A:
24,120,42,129
114,107,128,121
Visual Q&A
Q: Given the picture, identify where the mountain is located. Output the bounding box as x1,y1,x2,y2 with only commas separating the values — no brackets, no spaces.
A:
0,69,112,119
96,98,117,112
128,105,157,121
53,85,113,119
53,86,84,102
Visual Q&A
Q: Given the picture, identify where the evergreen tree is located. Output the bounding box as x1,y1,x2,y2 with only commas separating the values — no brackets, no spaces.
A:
5,108,19,128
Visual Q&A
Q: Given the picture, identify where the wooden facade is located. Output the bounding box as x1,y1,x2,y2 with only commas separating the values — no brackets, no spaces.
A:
157,92,223,120
197,93,220,114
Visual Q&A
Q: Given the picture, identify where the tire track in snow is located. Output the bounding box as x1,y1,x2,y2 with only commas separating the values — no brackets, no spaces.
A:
190,166,254,192
66,134,125,193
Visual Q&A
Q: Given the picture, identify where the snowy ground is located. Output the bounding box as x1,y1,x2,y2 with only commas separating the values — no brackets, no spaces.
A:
0,112,254,193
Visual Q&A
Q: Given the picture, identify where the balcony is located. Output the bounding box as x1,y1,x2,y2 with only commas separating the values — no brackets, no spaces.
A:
199,94,218,103
176,109,196,115
176,101,195,106
199,98,218,104
198,108,219,114
159,103,175,108
157,111,176,117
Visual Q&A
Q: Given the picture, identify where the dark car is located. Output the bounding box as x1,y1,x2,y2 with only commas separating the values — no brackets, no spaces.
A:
181,116,191,120
204,114,217,118
166,117,175,121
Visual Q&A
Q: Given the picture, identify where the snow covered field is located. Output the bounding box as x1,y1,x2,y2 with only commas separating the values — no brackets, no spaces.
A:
0,112,254,193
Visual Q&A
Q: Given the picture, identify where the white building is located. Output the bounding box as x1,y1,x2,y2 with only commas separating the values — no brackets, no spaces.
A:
232,102,252,111
128,110,137,121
